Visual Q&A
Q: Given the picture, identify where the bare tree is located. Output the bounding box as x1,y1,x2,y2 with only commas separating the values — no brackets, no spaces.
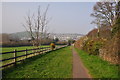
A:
23,5,50,47
116,1,120,19
91,2,118,28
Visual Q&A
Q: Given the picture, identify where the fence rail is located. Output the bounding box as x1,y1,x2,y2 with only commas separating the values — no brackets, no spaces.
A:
0,47,46,55
0,45,67,69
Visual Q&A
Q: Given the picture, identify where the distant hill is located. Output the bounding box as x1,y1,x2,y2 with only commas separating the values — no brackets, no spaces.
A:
10,31,31,39
1,31,84,41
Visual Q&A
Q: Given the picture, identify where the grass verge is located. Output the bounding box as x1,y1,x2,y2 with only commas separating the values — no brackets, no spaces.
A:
2,46,72,78
75,48,119,78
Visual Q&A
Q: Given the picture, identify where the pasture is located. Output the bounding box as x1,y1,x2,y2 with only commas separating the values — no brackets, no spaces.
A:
2,46,72,78
0,45,51,66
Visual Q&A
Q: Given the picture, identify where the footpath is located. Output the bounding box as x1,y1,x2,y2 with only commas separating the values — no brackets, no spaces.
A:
72,47,91,78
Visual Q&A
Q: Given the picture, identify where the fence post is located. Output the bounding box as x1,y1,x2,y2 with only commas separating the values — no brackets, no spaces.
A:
49,47,50,51
48,47,50,52
42,47,43,54
25,49,27,59
34,48,35,56
42,47,44,53
14,49,17,65
46,47,47,52
47,47,49,52
39,47,40,54
45,47,47,52
46,47,48,52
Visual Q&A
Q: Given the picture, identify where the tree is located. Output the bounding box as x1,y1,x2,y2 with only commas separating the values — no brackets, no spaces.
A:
23,5,50,47
67,39,75,46
112,1,120,36
54,37,59,43
91,2,120,38
116,1,120,19
91,2,117,28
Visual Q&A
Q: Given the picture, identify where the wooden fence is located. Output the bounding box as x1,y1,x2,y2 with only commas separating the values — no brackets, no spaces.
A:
0,45,67,69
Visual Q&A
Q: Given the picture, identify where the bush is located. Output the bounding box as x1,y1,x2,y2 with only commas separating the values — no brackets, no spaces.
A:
74,36,88,49
55,41,67,45
99,27,120,64
83,38,106,55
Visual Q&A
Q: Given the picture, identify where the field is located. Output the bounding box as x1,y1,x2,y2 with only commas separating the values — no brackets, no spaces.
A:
1,46,50,58
0,45,51,66
1,46,119,78
75,48,119,78
2,46,72,78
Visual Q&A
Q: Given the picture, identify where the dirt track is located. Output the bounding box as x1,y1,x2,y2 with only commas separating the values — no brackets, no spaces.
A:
72,47,91,78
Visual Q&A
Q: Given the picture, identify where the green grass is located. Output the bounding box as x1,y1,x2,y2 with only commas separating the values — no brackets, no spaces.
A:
1,46,50,65
75,48,119,78
1,45,59,59
1,45,58,53
1,46,34,53
2,46,72,78
1,46,35,60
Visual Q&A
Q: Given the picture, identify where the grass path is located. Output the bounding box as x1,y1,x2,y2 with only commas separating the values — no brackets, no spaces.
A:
2,47,72,78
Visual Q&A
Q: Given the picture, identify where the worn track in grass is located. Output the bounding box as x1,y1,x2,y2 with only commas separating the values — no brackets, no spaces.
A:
72,47,91,78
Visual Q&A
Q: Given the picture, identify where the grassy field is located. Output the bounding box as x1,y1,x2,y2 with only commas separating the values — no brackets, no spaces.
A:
2,46,72,78
1,46,35,60
1,46,50,59
1,46,51,65
75,48,119,78
1,46,35,53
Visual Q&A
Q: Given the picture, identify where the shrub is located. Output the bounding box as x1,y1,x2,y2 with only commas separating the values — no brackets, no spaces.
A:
74,36,88,49
50,43,55,50
99,32,120,64
56,41,67,45
83,38,106,55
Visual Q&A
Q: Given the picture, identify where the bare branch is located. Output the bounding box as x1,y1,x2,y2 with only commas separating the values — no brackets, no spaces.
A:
91,2,118,28
22,5,50,47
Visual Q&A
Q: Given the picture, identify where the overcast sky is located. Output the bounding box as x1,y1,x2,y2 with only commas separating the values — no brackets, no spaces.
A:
2,2,96,34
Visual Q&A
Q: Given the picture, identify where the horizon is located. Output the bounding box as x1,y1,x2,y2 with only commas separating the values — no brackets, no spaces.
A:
0,30,86,35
